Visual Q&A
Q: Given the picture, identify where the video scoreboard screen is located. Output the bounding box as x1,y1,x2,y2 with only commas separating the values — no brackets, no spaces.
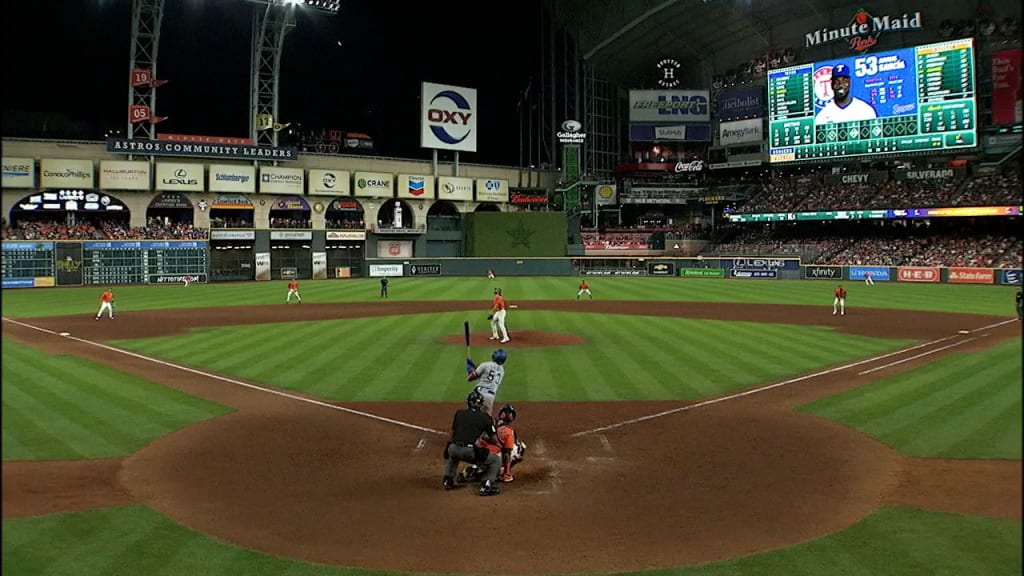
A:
768,38,976,163
2,241,208,288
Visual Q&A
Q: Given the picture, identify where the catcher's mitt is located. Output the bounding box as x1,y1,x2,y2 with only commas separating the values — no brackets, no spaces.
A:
487,314,494,320
511,440,527,463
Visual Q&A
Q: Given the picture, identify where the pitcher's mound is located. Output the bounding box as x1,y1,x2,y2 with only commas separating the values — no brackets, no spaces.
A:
441,330,585,348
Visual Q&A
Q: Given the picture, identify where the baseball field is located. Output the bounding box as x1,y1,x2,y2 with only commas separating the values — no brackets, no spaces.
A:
2,277,1021,576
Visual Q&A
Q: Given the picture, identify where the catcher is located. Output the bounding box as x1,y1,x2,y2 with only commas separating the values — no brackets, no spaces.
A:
459,403,526,484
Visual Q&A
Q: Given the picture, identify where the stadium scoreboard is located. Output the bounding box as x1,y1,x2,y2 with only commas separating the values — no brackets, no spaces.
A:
2,241,208,288
769,38,976,163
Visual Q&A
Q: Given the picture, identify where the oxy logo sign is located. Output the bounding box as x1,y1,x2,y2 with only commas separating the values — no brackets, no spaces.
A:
421,82,477,152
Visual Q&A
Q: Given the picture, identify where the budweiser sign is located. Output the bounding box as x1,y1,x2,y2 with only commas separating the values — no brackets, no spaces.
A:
510,192,548,205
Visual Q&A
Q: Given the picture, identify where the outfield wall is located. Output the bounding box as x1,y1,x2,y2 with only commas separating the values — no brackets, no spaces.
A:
3,242,1021,288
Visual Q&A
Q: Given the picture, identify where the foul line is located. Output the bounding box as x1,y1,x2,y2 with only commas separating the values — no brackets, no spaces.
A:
857,338,976,375
570,331,974,438
2,317,446,436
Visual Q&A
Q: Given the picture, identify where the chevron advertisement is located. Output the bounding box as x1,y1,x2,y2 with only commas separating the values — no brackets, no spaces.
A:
421,82,477,152
397,174,434,199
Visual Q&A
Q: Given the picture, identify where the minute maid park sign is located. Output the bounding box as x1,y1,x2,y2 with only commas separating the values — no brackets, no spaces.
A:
805,9,922,52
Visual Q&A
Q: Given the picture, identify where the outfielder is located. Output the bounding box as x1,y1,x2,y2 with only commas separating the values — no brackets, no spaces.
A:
467,348,507,415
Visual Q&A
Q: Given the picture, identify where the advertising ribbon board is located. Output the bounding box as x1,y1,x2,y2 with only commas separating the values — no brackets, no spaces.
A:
99,160,151,190
1000,269,1022,285
947,267,994,284
209,164,256,193
40,159,95,189
680,268,725,277
897,266,940,282
409,263,442,276
731,269,778,278
369,264,404,277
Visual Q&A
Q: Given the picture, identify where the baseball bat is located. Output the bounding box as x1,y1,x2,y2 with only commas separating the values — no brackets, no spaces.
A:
464,320,471,361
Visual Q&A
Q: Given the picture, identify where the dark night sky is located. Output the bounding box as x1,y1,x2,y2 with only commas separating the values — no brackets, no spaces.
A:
3,0,543,166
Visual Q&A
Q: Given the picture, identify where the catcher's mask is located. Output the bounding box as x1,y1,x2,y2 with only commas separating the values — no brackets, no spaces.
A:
467,389,485,411
497,404,517,423
492,348,507,365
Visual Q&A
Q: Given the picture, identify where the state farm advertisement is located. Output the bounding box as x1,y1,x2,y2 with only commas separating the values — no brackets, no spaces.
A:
897,267,940,283
947,267,994,284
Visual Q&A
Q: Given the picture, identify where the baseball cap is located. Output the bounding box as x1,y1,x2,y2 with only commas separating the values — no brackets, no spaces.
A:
832,64,851,78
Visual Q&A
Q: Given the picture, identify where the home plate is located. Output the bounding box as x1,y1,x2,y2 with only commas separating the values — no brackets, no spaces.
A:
59,332,71,336
958,330,969,335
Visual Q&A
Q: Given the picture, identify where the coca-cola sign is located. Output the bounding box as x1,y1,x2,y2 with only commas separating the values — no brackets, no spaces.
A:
674,159,705,172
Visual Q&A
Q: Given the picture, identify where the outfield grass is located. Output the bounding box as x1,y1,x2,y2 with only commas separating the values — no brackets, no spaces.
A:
109,312,912,402
1,277,1020,318
2,278,1020,575
1,338,232,461
1,505,1018,576
799,337,1023,459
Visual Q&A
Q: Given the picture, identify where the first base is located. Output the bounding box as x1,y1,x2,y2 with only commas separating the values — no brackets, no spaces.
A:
958,330,970,335
59,332,71,336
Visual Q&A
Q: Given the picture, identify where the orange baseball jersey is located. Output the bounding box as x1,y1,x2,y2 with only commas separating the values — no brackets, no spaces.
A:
288,280,298,291
834,286,847,299
491,294,506,312
101,290,114,302
579,281,589,290
477,424,516,455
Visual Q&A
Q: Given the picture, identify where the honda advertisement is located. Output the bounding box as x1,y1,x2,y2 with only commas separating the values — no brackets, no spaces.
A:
849,266,890,281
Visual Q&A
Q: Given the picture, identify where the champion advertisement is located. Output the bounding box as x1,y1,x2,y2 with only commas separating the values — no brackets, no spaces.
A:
420,82,477,152
848,266,890,281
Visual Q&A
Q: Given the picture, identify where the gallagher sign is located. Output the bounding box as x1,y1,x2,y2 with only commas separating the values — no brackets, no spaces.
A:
805,8,923,52
420,82,477,153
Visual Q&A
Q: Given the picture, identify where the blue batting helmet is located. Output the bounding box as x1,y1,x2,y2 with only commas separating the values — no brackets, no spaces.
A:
492,348,507,365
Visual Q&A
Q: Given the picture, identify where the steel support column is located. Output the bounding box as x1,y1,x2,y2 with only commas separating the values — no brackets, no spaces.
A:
127,0,166,141
250,3,295,148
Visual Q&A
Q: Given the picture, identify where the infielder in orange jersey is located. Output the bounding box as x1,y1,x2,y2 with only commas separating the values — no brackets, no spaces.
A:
286,279,301,303
489,287,510,343
95,288,115,320
577,280,592,300
833,284,847,316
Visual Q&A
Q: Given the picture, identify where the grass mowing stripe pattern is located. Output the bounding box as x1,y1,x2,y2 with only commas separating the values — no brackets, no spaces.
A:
800,338,1022,459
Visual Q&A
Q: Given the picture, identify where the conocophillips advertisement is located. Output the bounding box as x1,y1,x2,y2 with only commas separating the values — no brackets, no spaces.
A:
397,174,434,199
2,157,35,188
475,178,509,203
353,171,394,198
437,176,473,201
308,169,351,196
99,160,150,190
40,158,94,189
260,166,304,194
209,164,256,193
